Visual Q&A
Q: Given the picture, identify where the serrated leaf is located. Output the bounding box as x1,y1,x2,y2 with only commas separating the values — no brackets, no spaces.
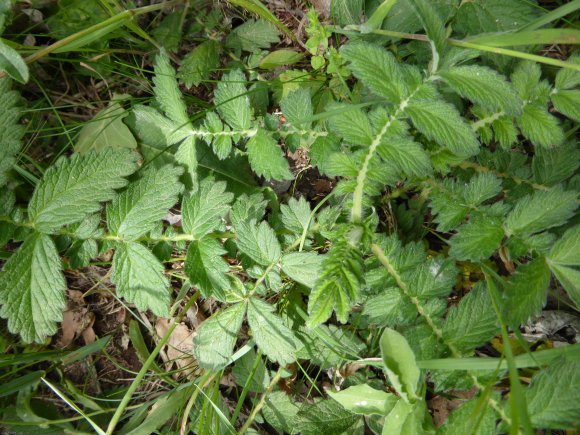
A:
555,52,580,90
449,214,504,261
551,89,580,122
280,196,311,235
328,384,397,416
454,0,540,36
75,97,137,154
0,78,25,188
533,143,580,186
182,178,233,239
280,88,312,128
193,303,246,370
443,283,497,352
185,237,230,301
377,138,432,177
406,100,479,156
439,65,521,115
504,186,578,236
280,252,323,288
548,225,580,267
0,233,65,343
439,398,496,435
549,264,580,307
214,69,252,131
130,105,191,148
236,220,281,266
526,358,580,429
111,242,170,317
178,40,220,88
409,0,447,65
505,257,551,326
380,327,420,402
106,165,183,241
259,49,304,69
232,348,270,393
463,173,503,205
153,51,189,126
295,398,360,435
225,19,279,53
28,149,138,234
247,297,297,366
517,104,564,148
331,0,364,26
246,130,292,181
263,391,300,433
341,42,407,102
327,103,374,146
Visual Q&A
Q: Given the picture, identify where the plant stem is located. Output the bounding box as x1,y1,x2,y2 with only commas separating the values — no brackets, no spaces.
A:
105,291,200,435
238,367,284,434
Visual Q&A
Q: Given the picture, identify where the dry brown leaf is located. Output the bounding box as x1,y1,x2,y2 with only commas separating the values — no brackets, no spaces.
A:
58,308,95,348
155,319,200,379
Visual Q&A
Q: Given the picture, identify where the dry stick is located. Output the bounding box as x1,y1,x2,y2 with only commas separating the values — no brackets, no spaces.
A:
105,291,200,435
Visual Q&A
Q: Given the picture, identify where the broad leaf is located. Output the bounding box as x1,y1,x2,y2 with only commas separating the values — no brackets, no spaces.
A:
0,39,29,83
380,327,420,402
214,69,252,131
153,51,190,126
532,143,580,186
449,214,504,261
439,398,497,435
247,297,298,366
245,130,292,181
551,89,580,122
295,398,360,435
280,196,312,235
0,233,65,343
28,149,138,234
111,242,170,317
328,384,397,416
106,165,183,241
181,178,233,239
409,0,447,66
263,391,300,434
225,19,279,53
236,220,281,266
280,252,323,288
193,303,246,370
517,104,564,148
178,40,221,88
232,348,270,393
185,237,230,301
280,88,312,128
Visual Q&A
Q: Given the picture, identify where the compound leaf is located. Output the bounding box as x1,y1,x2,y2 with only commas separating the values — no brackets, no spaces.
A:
236,220,281,266
214,69,252,131
0,232,65,343
153,51,190,126
517,104,564,148
449,214,504,261
280,252,323,288
185,237,230,301
178,40,221,88
225,19,279,53
28,149,138,234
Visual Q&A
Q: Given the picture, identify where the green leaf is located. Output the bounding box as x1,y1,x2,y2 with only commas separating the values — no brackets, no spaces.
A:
225,19,280,53
328,384,397,416
551,89,580,122
111,242,170,317
382,399,427,435
439,398,496,435
406,100,479,157
0,233,65,343
454,0,540,35
377,138,432,177
504,186,578,236
152,51,190,126
0,78,25,188
185,237,230,301
517,104,564,148
178,40,221,88
307,230,363,326
280,88,312,128
295,398,360,435
555,52,580,90
409,0,447,66
28,149,138,234
232,348,270,393
75,96,137,154
526,358,580,429
181,178,233,239
259,49,304,69
443,282,497,352
245,130,292,181
505,257,551,326
380,327,420,402
548,225,580,267
280,252,323,288
130,105,191,148
236,220,281,266
280,196,312,235
449,214,504,261
106,165,182,241
327,103,374,146
332,0,364,26
193,303,246,370
263,391,300,433
532,143,580,186
247,297,297,366
0,39,29,83
341,42,407,102
549,264,580,307
439,65,521,115
214,69,252,131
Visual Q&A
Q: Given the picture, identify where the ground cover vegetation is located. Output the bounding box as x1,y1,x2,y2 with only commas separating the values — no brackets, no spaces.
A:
0,0,579,433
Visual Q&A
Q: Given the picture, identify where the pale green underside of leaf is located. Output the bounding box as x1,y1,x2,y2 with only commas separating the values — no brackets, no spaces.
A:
28,149,138,234
247,297,298,366
328,384,396,416
214,69,251,131
0,232,65,343
504,186,578,236
380,327,420,402
280,252,323,288
111,242,170,317
181,178,233,239
551,89,580,123
0,78,25,188
106,165,183,241
443,283,497,352
225,19,280,53
245,130,292,181
505,257,551,326
235,220,281,266
406,100,479,157
193,302,246,370
439,65,521,115
185,237,230,301
131,105,192,147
